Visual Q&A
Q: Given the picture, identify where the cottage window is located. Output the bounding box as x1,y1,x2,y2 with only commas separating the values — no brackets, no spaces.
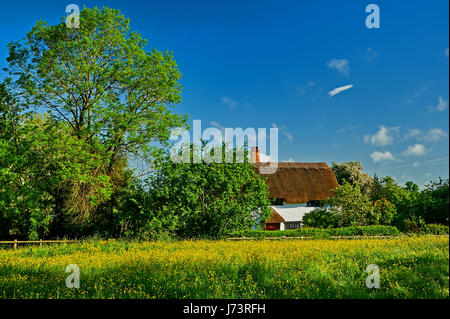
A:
307,200,321,207
284,222,301,230
271,198,284,205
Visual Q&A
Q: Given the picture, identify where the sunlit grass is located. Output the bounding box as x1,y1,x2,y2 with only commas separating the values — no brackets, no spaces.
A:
0,236,448,299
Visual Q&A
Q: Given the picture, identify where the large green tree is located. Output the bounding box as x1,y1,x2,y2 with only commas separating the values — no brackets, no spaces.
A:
4,7,186,222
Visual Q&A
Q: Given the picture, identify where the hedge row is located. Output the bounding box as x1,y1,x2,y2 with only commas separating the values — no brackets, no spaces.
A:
417,224,449,235
230,225,401,239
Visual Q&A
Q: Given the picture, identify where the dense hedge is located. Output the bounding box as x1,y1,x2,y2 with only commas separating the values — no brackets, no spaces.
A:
230,225,400,239
417,224,449,235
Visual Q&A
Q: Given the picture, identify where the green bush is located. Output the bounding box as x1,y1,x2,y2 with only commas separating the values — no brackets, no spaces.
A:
329,225,400,236
418,224,449,235
230,225,400,239
302,208,339,228
372,198,397,225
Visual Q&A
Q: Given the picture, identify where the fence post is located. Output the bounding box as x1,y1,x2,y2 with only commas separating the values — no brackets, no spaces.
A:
13,239,17,250
39,239,42,247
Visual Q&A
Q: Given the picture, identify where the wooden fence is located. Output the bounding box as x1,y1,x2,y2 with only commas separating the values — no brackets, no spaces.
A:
0,239,75,249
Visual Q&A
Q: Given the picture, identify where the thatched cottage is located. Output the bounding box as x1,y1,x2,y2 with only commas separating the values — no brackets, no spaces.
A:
253,147,339,230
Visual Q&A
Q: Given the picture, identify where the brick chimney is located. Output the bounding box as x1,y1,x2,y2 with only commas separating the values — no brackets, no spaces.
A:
252,147,260,163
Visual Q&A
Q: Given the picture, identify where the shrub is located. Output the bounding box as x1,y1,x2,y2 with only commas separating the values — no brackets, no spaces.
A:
327,183,375,227
372,199,397,225
418,224,449,235
230,225,400,238
230,229,329,239
330,225,400,236
302,208,339,228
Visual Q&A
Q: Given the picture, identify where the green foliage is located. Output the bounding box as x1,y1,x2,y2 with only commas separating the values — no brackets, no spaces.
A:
4,6,186,222
417,224,449,235
331,161,374,196
302,208,339,228
0,113,114,239
330,225,400,236
145,145,271,239
419,179,449,225
372,198,397,225
108,179,179,240
371,176,449,230
231,225,400,238
327,182,376,227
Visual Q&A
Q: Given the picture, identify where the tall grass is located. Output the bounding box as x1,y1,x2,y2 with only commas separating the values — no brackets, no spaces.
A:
0,236,448,299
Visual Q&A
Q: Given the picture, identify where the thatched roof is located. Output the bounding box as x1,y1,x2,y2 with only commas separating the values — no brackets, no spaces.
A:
255,162,339,203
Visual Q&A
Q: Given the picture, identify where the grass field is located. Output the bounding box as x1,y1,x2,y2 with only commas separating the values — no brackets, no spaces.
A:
0,235,448,299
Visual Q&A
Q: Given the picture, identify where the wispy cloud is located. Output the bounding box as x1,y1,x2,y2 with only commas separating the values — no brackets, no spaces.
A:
364,125,399,147
402,144,428,157
403,128,422,140
328,84,354,97
272,123,293,142
403,81,433,104
363,48,379,62
370,151,395,162
403,127,448,142
337,124,363,133
428,96,448,112
326,59,350,75
220,97,239,109
210,121,225,132
445,48,449,58
297,81,315,95
370,156,449,173
421,128,448,142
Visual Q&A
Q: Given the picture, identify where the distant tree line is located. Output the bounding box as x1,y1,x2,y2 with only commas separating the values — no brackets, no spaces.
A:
303,161,449,231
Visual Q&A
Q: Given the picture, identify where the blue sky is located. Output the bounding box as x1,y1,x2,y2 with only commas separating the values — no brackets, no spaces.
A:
0,0,448,186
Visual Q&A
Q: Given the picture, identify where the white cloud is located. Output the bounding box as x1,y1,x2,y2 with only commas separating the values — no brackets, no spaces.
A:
403,128,421,140
428,96,448,112
328,84,353,96
326,59,350,75
221,97,239,109
402,144,428,157
370,151,395,162
445,48,449,58
364,125,398,147
403,127,448,142
413,162,420,168
421,128,448,142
